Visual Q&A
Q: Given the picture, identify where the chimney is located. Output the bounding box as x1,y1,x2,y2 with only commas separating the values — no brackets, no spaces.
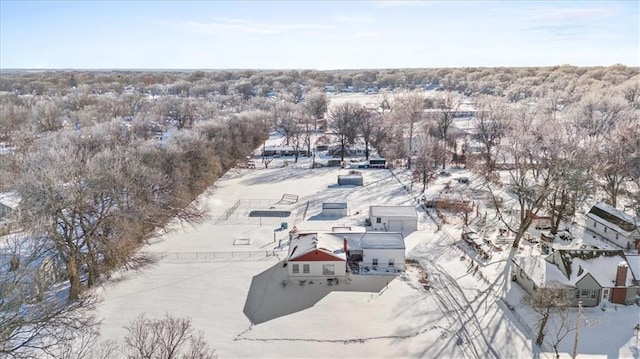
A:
343,237,348,258
615,262,628,287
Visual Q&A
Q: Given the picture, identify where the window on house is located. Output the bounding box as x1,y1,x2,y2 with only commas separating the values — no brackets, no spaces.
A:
615,234,619,240
604,227,607,233
322,264,334,275
372,258,378,266
590,290,597,299
292,264,299,274
376,217,381,224
575,291,580,299
594,221,597,227
581,289,589,298
303,264,310,274
389,258,395,267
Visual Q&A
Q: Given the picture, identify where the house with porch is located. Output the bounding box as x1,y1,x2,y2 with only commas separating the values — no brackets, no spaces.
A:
285,231,405,280
512,249,639,307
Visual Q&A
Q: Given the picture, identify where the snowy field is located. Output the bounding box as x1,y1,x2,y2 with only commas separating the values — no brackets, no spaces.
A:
94,134,639,359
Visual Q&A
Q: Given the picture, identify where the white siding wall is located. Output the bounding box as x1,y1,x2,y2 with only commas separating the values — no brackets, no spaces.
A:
288,261,346,277
587,219,631,248
362,248,405,271
371,216,417,233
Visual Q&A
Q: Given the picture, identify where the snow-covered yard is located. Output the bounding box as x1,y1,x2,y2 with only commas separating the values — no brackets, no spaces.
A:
94,142,640,358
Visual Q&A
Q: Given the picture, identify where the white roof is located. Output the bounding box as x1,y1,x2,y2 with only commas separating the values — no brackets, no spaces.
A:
626,255,640,281
290,232,405,259
569,254,634,287
0,191,20,209
287,232,346,261
370,206,417,218
515,251,636,288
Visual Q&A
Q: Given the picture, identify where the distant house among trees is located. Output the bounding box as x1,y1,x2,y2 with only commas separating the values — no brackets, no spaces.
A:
262,146,310,157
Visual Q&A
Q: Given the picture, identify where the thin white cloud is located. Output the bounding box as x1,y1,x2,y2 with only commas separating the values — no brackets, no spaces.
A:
371,1,430,9
528,6,615,21
179,18,335,36
334,13,375,23
353,31,381,39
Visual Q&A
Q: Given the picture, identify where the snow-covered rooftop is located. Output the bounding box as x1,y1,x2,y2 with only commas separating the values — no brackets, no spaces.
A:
626,254,640,281
515,250,636,288
288,232,346,262
340,232,405,250
586,202,639,235
0,191,20,210
369,205,418,218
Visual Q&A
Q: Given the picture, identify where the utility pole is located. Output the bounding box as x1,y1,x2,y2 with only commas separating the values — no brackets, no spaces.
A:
572,301,583,359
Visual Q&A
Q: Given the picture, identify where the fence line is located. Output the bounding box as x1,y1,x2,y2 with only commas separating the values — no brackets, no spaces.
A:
154,250,279,263
215,199,241,224
500,298,552,354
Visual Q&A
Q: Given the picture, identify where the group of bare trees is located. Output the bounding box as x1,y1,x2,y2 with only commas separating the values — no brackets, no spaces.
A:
2,111,267,357
471,77,639,248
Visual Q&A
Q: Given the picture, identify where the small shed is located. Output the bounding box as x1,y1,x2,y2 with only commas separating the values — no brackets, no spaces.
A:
337,174,363,186
369,206,418,233
322,202,348,217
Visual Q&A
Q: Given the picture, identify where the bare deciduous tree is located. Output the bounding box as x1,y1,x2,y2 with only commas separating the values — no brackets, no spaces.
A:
328,102,364,162
123,314,217,359
523,281,575,357
394,91,425,169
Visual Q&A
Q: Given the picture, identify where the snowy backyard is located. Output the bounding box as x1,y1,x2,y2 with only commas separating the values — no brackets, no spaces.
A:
93,132,640,359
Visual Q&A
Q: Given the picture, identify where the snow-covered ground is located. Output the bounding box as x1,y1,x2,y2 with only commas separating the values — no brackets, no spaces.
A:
94,134,640,358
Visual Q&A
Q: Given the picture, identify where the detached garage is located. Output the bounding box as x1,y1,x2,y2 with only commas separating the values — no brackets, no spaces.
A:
369,206,418,233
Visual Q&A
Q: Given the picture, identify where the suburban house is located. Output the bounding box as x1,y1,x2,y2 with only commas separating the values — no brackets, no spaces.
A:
369,206,418,233
512,249,639,307
585,202,640,250
285,231,405,279
322,202,348,217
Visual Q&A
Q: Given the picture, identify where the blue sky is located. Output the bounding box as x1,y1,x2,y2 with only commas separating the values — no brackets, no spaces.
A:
1,0,638,69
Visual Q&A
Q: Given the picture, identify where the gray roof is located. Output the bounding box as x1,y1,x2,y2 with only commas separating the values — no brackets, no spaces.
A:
370,206,418,218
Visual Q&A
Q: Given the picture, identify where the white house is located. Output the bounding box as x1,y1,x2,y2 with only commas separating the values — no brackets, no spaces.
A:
285,231,405,279
322,202,348,217
585,202,640,250
286,232,347,279
369,206,418,233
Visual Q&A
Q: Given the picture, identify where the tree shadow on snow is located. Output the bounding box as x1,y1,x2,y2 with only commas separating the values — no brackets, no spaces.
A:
243,263,393,324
